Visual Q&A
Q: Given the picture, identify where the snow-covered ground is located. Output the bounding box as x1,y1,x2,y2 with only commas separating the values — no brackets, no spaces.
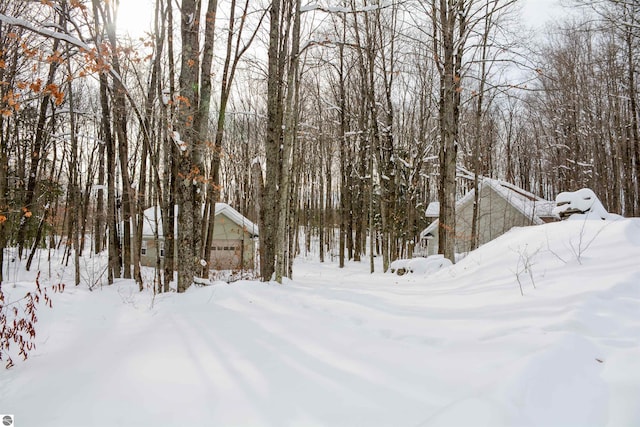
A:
1,218,640,426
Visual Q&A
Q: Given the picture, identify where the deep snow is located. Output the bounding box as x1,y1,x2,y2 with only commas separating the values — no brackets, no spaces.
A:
1,218,639,427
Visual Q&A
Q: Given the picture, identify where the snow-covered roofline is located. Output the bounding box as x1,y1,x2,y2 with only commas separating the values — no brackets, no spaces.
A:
456,167,555,220
420,175,555,239
141,203,258,238
425,202,440,218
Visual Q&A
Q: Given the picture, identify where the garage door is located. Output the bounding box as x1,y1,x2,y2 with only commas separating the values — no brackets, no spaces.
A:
210,240,242,270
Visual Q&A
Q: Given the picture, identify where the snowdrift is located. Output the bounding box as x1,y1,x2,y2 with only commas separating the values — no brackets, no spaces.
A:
389,255,452,276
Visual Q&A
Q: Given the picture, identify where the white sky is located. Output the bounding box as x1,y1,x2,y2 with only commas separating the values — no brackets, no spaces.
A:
117,0,566,37
117,0,155,37
521,0,565,28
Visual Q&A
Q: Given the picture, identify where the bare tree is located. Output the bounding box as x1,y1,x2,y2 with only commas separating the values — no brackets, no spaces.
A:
174,0,218,292
261,0,302,282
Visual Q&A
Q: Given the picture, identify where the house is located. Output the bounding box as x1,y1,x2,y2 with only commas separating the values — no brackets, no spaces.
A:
139,203,259,271
417,178,556,256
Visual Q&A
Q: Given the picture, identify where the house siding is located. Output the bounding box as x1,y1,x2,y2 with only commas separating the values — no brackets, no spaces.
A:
139,211,257,271
423,184,540,256
140,238,164,268
209,214,256,270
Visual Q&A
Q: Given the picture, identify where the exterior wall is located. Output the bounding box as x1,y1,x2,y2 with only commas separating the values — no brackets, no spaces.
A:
139,213,257,270
455,185,536,253
140,238,165,268
424,228,439,257
209,214,256,270
415,221,438,257
421,185,538,257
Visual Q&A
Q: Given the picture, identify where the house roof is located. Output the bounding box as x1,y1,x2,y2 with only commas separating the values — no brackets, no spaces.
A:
470,178,555,223
425,202,440,218
215,203,259,237
421,219,439,239
420,178,554,238
141,203,259,238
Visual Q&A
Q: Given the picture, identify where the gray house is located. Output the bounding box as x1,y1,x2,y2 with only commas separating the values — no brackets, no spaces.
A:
417,178,556,256
140,203,259,271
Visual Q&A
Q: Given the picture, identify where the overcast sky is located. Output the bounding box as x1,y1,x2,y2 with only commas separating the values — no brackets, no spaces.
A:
521,0,565,28
117,0,568,34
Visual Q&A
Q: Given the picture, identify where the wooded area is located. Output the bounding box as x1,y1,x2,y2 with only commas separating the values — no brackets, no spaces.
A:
0,0,637,291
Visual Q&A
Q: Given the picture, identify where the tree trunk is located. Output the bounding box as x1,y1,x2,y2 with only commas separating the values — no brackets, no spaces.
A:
198,0,220,277
470,1,493,251
275,0,301,282
163,0,177,293
338,36,347,268
175,0,202,292
434,0,467,263
261,0,283,280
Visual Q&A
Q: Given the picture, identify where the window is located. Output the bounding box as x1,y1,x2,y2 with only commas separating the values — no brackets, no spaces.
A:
141,240,147,256
159,242,165,258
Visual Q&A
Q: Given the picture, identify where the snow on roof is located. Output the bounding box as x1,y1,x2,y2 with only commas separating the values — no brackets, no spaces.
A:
481,178,555,224
141,206,166,237
215,203,259,236
142,203,258,237
425,202,440,217
421,219,439,239
420,178,554,238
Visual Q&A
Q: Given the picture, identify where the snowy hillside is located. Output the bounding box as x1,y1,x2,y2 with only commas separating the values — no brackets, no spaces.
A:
1,218,639,427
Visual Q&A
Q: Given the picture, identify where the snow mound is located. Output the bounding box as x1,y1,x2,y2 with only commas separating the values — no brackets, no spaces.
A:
450,218,638,287
553,188,619,220
389,255,452,276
